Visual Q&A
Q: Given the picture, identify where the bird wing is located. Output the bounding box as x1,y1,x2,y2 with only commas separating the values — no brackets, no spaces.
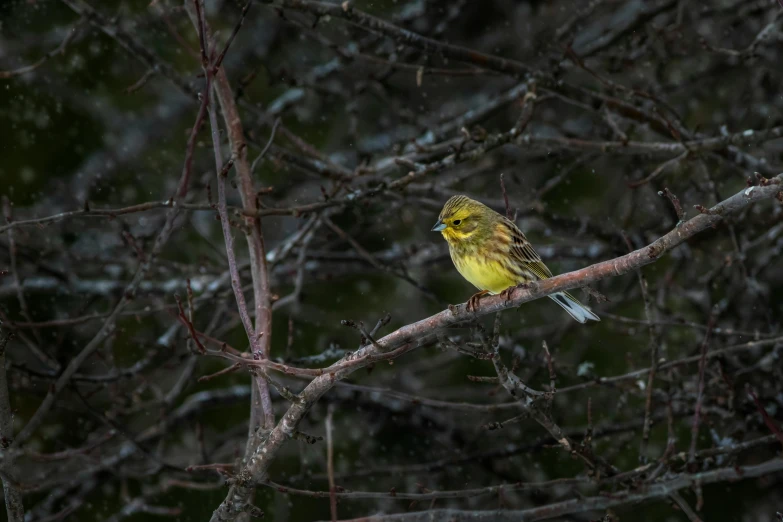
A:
504,218,553,281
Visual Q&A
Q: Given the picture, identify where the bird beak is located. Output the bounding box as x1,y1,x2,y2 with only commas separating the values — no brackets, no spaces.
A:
431,220,447,232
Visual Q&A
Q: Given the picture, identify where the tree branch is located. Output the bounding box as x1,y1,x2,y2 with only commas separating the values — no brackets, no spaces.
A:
208,175,782,520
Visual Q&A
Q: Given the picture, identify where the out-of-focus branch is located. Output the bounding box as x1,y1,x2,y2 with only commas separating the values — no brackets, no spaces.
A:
58,0,198,98
326,406,337,522
489,315,616,477
521,126,783,156
2,119,780,239
324,458,783,521
0,327,24,522
187,0,275,444
702,9,783,59
7,3,213,448
0,22,82,79
278,0,531,77
10,199,186,449
264,475,588,501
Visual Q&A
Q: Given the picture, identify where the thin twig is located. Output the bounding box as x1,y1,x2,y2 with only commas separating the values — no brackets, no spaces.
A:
326,405,337,522
0,327,24,522
0,22,82,79
747,385,783,449
689,308,717,465
499,174,511,220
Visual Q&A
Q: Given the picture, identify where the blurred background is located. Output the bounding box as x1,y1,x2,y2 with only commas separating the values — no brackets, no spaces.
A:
1,0,782,521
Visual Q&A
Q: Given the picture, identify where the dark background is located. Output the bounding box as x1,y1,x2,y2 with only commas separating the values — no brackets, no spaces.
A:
1,0,782,521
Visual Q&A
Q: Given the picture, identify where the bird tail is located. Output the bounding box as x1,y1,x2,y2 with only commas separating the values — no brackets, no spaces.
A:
549,292,600,323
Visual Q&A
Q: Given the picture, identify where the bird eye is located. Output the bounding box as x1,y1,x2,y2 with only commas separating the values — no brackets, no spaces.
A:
453,219,462,226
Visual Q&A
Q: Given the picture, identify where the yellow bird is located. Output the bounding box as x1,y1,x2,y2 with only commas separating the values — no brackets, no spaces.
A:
432,195,599,323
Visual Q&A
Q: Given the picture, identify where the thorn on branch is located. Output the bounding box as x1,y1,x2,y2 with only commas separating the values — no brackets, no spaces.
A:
219,157,236,178
746,384,783,449
198,363,241,382
293,431,323,444
257,368,301,403
659,188,685,223
175,294,207,354
342,319,385,352
373,313,392,334
499,173,512,220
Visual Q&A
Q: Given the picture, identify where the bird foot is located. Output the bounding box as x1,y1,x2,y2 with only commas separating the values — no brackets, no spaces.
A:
500,283,530,303
466,290,489,312
500,286,514,303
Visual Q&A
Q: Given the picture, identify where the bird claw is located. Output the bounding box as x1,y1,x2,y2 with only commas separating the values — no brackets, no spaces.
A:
500,287,514,303
466,290,489,312
501,283,530,303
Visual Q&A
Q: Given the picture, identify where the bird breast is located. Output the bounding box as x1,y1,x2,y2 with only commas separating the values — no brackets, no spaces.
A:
449,243,515,294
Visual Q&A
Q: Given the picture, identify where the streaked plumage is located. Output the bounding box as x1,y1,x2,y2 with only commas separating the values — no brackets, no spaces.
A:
432,195,599,323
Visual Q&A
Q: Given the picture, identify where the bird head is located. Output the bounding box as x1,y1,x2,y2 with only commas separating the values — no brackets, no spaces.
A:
431,195,493,243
